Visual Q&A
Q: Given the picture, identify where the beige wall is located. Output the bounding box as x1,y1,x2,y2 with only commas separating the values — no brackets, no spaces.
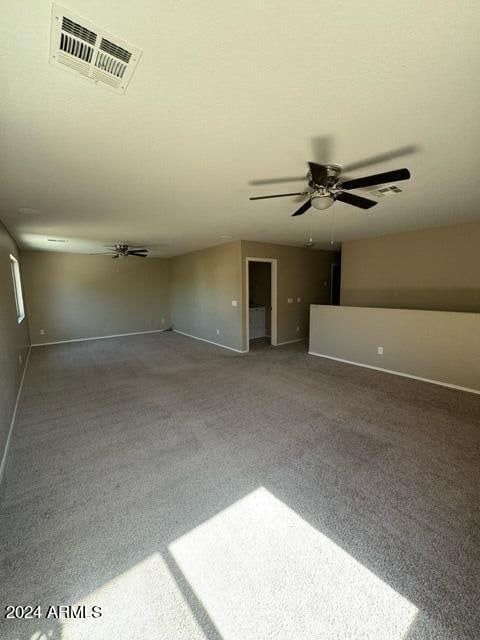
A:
22,251,170,344
310,305,480,392
241,241,338,349
0,223,30,480
19,240,337,354
341,221,480,312
170,241,244,351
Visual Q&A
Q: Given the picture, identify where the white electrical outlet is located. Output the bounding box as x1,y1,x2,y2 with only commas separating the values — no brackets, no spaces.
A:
231,300,238,307
377,346,384,355
161,318,165,324
216,329,220,335
297,297,301,303
296,326,300,332
287,298,293,304
40,329,45,335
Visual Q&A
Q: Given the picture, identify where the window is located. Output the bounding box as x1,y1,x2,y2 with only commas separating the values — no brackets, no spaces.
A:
10,255,25,323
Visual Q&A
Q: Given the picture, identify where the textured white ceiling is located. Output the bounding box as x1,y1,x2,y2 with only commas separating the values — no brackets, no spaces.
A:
1,0,480,256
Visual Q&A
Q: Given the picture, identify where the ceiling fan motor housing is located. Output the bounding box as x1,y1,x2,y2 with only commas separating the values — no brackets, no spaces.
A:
308,164,342,190
308,165,341,210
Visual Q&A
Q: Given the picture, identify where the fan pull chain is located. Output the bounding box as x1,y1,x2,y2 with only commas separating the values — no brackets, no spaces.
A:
304,210,314,247
330,204,335,245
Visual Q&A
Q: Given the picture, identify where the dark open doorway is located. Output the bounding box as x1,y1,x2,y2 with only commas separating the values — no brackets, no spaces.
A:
248,261,272,346
331,261,341,305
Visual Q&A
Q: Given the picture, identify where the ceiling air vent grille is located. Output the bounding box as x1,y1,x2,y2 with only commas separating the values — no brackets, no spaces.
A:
60,32,94,63
50,5,142,94
62,16,97,45
368,185,403,197
100,38,132,63
95,51,127,78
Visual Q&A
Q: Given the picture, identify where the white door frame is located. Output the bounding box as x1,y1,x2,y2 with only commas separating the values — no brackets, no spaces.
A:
245,257,277,351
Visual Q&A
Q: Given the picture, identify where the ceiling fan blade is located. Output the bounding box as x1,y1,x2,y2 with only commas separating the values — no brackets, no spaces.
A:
112,254,119,259
335,192,377,209
128,251,148,257
291,199,312,217
340,168,411,190
342,146,419,173
249,176,305,186
308,162,328,186
250,192,306,201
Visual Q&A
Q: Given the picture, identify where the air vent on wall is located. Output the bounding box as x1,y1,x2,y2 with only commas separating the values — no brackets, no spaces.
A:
50,5,142,93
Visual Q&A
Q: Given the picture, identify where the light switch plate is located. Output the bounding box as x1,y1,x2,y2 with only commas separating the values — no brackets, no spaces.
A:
287,298,293,304
231,300,238,307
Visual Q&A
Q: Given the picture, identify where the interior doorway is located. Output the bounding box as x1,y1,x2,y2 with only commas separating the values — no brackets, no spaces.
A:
246,258,277,351
331,262,341,305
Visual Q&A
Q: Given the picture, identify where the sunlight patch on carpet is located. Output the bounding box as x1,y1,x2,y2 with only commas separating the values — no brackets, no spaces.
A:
61,553,207,640
169,487,417,639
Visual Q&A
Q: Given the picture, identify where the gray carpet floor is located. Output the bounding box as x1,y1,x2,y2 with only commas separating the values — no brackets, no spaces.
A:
0,332,479,639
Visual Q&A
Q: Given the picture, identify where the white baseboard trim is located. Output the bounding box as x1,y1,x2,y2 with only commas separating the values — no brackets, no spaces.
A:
276,338,305,346
31,329,166,347
0,346,32,486
308,351,480,396
173,330,247,353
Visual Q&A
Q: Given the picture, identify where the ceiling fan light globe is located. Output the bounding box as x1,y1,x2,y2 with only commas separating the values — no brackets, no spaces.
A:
311,194,334,210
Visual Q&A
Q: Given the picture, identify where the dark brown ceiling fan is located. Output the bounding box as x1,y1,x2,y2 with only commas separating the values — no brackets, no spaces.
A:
91,243,149,258
249,163,411,216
